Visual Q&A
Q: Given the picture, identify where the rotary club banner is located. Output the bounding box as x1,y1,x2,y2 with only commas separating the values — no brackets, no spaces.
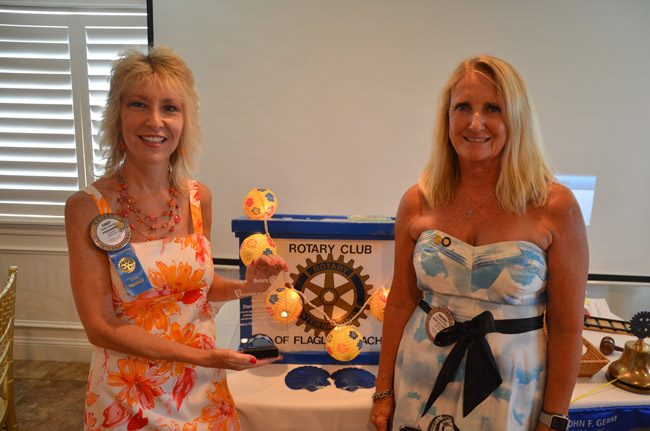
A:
239,237,394,364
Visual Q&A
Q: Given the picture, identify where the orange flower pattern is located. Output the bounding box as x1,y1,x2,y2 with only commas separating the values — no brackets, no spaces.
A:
107,357,168,409
173,234,210,267
189,182,203,234
82,182,240,430
148,260,207,298
191,380,239,431
121,293,180,332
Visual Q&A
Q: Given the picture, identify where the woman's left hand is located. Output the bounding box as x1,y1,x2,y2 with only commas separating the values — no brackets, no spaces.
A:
244,255,289,294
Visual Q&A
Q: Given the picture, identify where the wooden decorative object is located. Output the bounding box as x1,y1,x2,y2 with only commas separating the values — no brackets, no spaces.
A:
583,315,631,334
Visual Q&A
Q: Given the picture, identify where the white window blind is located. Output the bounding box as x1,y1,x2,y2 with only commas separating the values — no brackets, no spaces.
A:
0,4,147,224
87,25,149,178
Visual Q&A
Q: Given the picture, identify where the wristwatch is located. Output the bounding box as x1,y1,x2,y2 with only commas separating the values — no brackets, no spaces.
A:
539,411,569,431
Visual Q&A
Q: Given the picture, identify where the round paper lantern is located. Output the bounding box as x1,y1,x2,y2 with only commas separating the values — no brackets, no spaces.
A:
239,233,277,266
243,188,277,220
326,325,364,362
369,287,390,322
265,287,303,324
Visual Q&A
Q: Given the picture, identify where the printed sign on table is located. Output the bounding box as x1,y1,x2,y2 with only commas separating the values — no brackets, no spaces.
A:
240,237,394,364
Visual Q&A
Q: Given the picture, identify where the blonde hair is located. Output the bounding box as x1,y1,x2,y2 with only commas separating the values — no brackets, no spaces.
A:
99,45,201,190
418,55,554,213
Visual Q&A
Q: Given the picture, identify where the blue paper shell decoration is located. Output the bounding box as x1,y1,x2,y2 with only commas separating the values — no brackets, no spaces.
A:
285,366,331,392
330,367,376,392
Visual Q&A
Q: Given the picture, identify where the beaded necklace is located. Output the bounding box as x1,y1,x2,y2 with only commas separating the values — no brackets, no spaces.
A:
116,174,181,240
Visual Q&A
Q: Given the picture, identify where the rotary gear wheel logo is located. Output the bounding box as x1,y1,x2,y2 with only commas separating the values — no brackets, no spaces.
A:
118,256,136,273
289,253,373,336
630,311,650,339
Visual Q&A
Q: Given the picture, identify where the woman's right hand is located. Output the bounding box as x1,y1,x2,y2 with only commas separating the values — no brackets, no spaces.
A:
370,397,395,431
201,348,281,371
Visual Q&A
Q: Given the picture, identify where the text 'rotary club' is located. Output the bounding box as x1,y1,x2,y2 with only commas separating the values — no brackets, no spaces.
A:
288,243,373,255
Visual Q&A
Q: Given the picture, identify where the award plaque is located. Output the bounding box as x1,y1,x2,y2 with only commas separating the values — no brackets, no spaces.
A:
240,334,280,359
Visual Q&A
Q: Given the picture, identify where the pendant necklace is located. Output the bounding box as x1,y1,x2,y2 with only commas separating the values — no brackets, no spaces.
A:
463,194,492,218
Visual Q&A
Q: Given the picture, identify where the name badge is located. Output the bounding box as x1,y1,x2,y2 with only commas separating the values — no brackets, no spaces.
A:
90,214,131,251
426,306,455,342
90,214,152,296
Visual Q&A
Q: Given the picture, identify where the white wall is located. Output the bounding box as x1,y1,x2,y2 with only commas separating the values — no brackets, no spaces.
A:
154,0,650,278
0,225,88,361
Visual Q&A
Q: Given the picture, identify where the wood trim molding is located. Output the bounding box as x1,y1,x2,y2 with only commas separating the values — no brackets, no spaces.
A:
15,319,84,330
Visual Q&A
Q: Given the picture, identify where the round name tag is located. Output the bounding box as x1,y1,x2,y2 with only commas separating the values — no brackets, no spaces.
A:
90,214,131,251
426,306,455,342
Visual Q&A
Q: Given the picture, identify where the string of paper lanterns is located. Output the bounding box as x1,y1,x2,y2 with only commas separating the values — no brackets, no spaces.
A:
239,188,278,266
240,187,390,361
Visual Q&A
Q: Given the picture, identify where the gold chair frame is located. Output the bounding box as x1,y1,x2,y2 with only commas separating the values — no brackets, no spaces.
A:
0,266,17,430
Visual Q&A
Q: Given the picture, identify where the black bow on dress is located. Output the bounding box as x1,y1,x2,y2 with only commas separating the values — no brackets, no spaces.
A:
422,311,502,418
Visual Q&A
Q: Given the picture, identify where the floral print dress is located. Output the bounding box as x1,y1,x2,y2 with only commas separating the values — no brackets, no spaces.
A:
83,182,240,431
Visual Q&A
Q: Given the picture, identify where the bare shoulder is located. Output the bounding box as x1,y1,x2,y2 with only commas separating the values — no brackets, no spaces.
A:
540,182,587,246
64,189,98,226
63,188,108,269
545,182,583,222
397,184,426,217
397,185,429,240
64,177,118,236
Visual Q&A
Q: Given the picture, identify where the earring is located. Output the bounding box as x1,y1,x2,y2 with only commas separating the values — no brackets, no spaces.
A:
177,146,183,157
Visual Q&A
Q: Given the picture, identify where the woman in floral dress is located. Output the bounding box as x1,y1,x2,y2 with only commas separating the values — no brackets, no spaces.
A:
65,46,286,430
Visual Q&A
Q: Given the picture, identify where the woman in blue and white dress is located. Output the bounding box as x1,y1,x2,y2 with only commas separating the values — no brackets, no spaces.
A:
370,55,588,431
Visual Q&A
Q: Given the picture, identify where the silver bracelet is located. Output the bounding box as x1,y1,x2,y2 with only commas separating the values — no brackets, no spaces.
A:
371,388,394,401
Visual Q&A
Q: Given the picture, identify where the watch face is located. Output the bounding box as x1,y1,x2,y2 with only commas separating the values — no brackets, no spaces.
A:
551,416,569,430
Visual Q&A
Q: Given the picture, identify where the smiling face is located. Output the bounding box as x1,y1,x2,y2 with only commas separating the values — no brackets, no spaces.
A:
119,78,185,168
448,70,508,168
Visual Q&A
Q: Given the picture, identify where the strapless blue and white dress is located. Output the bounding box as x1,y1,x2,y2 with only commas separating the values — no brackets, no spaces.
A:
392,230,547,431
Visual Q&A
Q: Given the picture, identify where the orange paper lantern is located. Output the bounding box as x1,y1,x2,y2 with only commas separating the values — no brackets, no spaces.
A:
369,287,390,322
239,233,277,266
243,188,277,220
264,287,303,324
326,325,364,362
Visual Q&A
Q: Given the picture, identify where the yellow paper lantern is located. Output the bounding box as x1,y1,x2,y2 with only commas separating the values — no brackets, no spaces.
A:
369,287,390,322
243,188,277,220
264,286,303,324
239,233,277,266
326,325,364,362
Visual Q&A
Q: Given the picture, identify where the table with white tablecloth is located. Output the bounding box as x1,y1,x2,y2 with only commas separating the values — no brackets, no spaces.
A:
228,364,376,431
228,330,649,431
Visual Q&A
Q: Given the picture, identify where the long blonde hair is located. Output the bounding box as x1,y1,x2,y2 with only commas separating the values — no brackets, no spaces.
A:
99,45,201,190
418,55,554,213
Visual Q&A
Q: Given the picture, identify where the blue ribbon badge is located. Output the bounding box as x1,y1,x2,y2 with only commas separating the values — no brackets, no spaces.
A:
90,214,153,296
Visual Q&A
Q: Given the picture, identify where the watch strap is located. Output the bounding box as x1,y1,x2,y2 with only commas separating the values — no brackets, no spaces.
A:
539,410,569,430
